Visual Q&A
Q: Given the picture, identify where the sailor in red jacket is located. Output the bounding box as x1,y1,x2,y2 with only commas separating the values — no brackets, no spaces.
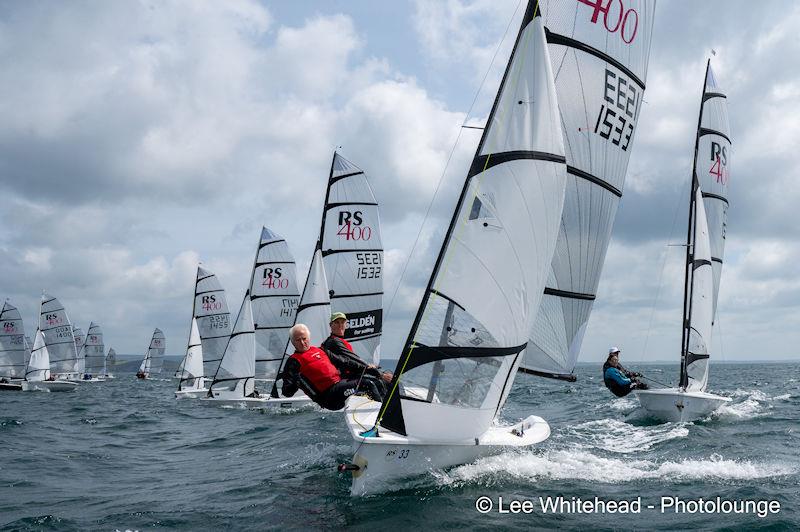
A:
321,312,392,390
280,323,384,410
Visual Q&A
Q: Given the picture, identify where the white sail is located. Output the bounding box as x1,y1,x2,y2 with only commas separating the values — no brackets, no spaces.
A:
319,153,384,365
248,227,300,379
83,322,105,375
105,347,116,377
521,0,656,379
293,249,331,349
194,266,232,379
147,328,165,375
379,10,566,440
684,187,713,391
696,64,731,320
26,330,51,382
209,293,255,396
138,352,149,374
0,302,28,379
39,294,79,375
178,318,204,390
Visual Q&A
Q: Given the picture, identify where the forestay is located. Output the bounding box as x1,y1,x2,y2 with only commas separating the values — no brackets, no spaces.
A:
178,318,204,390
194,266,232,379
379,7,567,440
248,227,300,380
26,330,51,382
39,294,78,375
83,322,105,375
521,0,655,379
209,293,256,396
319,153,383,365
696,63,731,320
0,302,28,379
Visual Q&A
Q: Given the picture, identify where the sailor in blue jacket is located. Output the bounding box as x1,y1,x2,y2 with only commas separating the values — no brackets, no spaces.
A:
603,347,647,397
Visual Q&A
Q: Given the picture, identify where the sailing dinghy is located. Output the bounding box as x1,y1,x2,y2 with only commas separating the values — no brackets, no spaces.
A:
82,322,105,381
175,319,206,399
103,347,116,379
22,329,77,392
136,328,165,379
0,301,28,391
635,61,732,421
342,4,568,495
39,293,81,382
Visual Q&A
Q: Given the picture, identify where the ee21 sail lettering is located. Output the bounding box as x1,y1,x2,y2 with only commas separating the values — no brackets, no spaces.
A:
592,69,640,151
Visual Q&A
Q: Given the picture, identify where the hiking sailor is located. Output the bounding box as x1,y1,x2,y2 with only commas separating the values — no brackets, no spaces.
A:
603,347,647,397
280,323,384,410
320,311,391,392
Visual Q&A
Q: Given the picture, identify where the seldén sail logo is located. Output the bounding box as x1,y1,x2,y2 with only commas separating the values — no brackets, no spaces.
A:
343,309,383,339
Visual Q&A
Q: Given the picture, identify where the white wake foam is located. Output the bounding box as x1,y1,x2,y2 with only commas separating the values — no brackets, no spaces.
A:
712,388,788,420
435,450,797,486
557,419,689,454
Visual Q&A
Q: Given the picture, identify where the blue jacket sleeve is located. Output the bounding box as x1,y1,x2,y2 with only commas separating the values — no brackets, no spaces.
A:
604,367,631,387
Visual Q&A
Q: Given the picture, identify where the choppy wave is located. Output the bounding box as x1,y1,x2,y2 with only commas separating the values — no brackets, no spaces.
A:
557,418,689,454
436,450,797,486
712,388,789,420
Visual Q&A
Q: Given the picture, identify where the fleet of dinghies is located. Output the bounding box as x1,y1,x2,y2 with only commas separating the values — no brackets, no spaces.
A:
0,296,117,392
3,0,746,500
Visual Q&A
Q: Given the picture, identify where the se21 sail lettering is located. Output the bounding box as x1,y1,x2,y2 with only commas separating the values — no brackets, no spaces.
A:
337,210,372,241
709,142,729,184
578,0,639,44
261,267,290,289
356,251,382,280
592,69,641,151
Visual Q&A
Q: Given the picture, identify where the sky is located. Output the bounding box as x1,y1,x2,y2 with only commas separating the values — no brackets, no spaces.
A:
1,0,798,366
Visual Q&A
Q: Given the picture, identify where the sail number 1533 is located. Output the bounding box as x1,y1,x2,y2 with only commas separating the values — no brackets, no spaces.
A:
593,69,640,151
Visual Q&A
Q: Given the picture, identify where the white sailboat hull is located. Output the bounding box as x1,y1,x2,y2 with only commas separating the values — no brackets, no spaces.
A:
634,388,730,422
22,380,78,392
175,388,208,400
201,389,314,409
343,397,550,496
0,381,24,391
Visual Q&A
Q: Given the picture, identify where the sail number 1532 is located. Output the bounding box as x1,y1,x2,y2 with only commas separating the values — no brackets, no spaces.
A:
356,252,381,279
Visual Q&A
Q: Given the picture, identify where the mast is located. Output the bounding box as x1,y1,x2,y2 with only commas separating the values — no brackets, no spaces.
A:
679,59,711,390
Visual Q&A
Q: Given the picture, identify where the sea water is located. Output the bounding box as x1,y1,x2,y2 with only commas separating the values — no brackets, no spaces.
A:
1,362,798,530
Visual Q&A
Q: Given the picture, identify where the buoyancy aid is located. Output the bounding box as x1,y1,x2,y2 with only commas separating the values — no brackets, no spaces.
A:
290,346,340,393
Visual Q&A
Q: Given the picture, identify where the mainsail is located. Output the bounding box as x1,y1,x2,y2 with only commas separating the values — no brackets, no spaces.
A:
39,294,78,375
521,0,656,379
248,227,300,380
178,318,204,390
679,60,731,391
83,322,105,375
318,153,384,365
208,293,256,396
696,63,731,320
73,325,86,375
194,266,232,379
147,328,166,375
378,7,567,439
25,330,51,382
0,302,28,379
